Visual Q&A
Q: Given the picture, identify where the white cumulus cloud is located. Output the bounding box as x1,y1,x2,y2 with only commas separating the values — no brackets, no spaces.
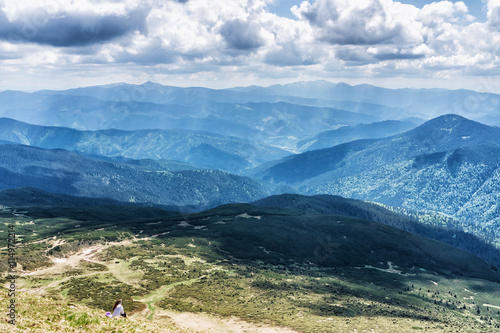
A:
0,0,500,91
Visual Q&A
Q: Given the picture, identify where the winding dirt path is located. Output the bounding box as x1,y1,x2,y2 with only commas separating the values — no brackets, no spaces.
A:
155,310,300,333
16,239,137,295
14,238,301,333
22,238,136,277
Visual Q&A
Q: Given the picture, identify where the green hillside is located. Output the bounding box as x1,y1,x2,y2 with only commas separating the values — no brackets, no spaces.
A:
253,194,500,266
2,202,500,332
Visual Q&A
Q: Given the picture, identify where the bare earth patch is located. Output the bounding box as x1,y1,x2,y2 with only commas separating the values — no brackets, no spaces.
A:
18,239,136,291
157,310,299,333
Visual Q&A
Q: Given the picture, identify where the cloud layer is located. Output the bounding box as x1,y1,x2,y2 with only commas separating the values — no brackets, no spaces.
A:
1,0,500,90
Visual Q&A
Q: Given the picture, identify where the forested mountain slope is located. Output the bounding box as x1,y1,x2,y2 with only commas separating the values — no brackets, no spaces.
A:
252,115,500,228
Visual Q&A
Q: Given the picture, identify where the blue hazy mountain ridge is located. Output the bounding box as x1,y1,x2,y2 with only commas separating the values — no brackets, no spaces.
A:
9,80,498,154
0,117,418,174
229,81,500,124
0,144,277,211
0,117,289,173
38,81,395,119
198,101,379,137
296,120,417,152
231,81,453,108
252,114,500,226
0,90,387,151
2,81,499,123
2,81,498,131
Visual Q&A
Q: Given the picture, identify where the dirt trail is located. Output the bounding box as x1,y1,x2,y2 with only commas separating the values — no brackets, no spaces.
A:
16,238,138,296
22,238,135,278
24,247,95,277
16,237,300,333
19,234,151,279
155,310,300,333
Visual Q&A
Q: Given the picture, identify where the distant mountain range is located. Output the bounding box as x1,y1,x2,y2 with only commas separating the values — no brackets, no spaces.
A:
2,81,500,255
230,81,500,124
3,81,500,153
1,114,500,229
0,118,289,173
295,120,417,152
0,117,420,171
39,80,497,123
0,87,385,147
252,114,500,228
0,144,279,211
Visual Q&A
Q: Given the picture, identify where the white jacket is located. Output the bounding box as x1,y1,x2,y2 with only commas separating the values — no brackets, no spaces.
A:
112,304,124,317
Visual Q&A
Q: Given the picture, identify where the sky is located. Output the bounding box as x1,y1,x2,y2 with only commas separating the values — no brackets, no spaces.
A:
1,0,500,92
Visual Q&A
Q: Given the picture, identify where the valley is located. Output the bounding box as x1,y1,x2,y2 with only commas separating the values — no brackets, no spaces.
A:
2,81,500,332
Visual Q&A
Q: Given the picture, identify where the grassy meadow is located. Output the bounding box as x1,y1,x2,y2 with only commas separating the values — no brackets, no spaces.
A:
2,204,500,332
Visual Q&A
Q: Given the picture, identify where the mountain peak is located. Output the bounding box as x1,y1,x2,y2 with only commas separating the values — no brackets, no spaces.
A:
415,114,490,135
278,80,337,89
395,114,500,153
141,81,164,88
426,113,469,125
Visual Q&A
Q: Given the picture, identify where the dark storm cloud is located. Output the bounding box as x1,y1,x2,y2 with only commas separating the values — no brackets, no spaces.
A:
318,23,407,46
0,6,148,47
220,19,263,50
335,48,374,63
335,47,425,65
